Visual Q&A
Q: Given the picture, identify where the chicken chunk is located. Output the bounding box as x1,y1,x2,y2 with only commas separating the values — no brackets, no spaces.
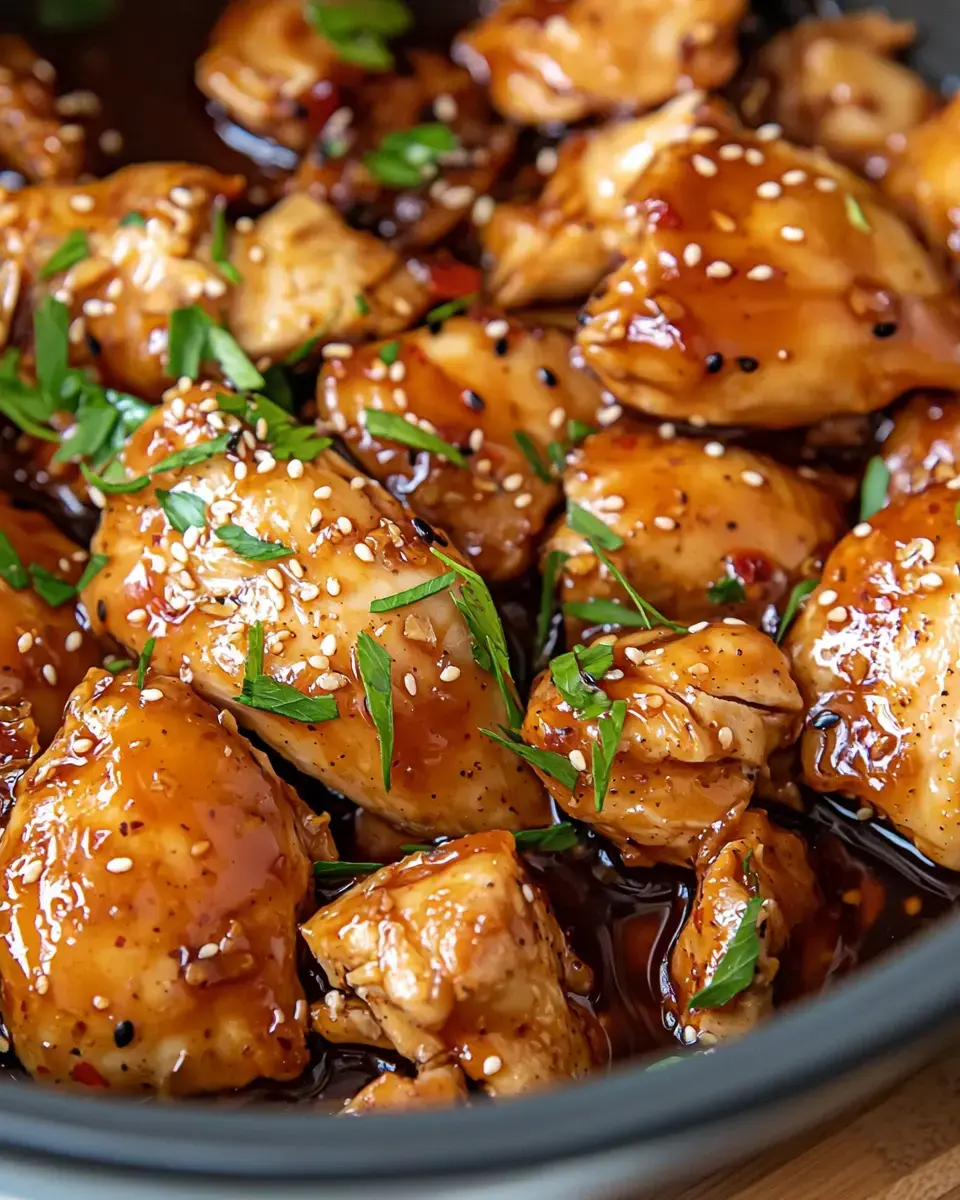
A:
739,14,933,176
455,0,745,126
0,701,38,821
883,96,960,275
342,1062,467,1114
0,163,245,398
0,669,319,1092
316,314,604,580
0,493,102,744
483,92,704,309
291,50,516,251
576,106,960,429
522,624,803,867
0,37,87,183
670,810,818,1043
196,0,357,152
546,423,845,636
83,384,549,837
301,832,596,1096
228,194,430,362
882,393,960,503
787,485,960,870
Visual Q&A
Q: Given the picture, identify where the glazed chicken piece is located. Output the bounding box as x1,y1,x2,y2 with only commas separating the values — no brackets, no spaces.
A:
882,393,960,503
196,0,359,152
522,624,803,867
291,50,516,251
455,0,746,126
228,194,430,362
483,92,703,309
0,701,38,822
0,669,324,1092
883,96,960,275
0,163,244,398
83,383,549,837
301,832,597,1097
576,105,960,429
342,1062,467,1114
0,493,102,744
739,14,934,176
316,313,604,581
788,485,960,871
0,37,86,183
546,423,845,636
670,810,819,1043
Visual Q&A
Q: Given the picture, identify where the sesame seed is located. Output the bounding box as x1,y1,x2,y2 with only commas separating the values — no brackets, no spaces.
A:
704,441,725,457
745,148,764,165
718,726,734,750
42,664,58,686
92,995,109,1010
827,605,848,623
747,264,775,281
471,195,495,225
106,857,133,874
683,243,702,267
688,662,709,676
191,840,211,857
853,522,872,538
756,181,781,199
568,749,587,772
780,226,805,242
469,429,484,452
482,1055,503,1076
320,634,337,656
644,694,664,710
35,976,49,996
350,476,367,490
140,687,163,702
257,453,277,474
756,123,782,141
336,516,353,534
624,648,644,666
740,469,765,488
318,672,348,691
69,193,94,212
354,543,375,562
308,655,329,670
705,261,733,279
170,542,189,564
21,860,42,885
856,805,874,821
287,459,304,479
404,672,417,696
514,493,533,509
16,632,33,653
234,461,248,481
301,583,320,601
688,621,709,633
266,568,285,589
719,144,744,160
723,617,747,625
73,737,94,754
597,404,622,427
485,319,509,339
326,577,341,596
692,154,717,177
388,360,406,383
522,883,535,904
818,589,838,607
440,665,461,683
128,609,147,626
197,942,219,960
919,572,943,589
183,526,200,550
653,516,677,530
814,176,838,192
503,473,523,493
782,169,807,186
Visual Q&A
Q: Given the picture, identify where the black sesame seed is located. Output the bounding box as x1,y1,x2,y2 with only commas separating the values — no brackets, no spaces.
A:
737,356,760,373
537,366,558,387
226,431,242,455
411,517,448,547
85,333,102,357
113,1020,134,1048
576,311,589,325
493,337,508,357
96,599,107,622
705,352,724,374
811,710,841,731
462,389,485,413
872,322,898,339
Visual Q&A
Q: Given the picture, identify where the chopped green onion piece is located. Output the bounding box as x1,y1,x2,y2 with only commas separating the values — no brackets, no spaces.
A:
591,541,687,632
76,553,108,592
363,408,467,467
313,860,382,877
378,340,401,366
137,636,156,689
235,620,338,723
512,431,552,483
150,433,232,476
205,325,265,391
859,456,889,522
214,524,293,560
845,193,871,234
34,296,70,411
80,462,151,495
566,500,623,551
425,292,476,325
104,658,133,674
567,419,595,444
549,643,613,719
480,727,579,790
28,564,76,607
562,599,650,628
355,293,370,316
210,200,242,286
774,578,819,644
688,895,764,1010
39,229,90,279
365,123,458,187
370,570,457,613
592,699,626,812
0,533,28,590
513,823,579,852
357,631,394,792
119,211,146,227
707,576,747,605
536,549,567,657
157,489,207,534
167,306,209,381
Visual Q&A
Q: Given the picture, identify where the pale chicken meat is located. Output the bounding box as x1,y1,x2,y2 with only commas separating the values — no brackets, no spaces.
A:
670,810,819,1042
228,194,431,363
342,1062,467,1114
0,670,325,1092
881,393,960,502
82,383,549,837
545,423,845,636
576,105,960,428
0,37,86,183
739,14,934,176
883,96,960,275
522,624,802,867
316,313,604,580
788,486,960,871
291,50,516,251
196,0,358,152
455,0,746,126
0,163,244,399
483,92,704,309
0,493,102,744
301,832,597,1096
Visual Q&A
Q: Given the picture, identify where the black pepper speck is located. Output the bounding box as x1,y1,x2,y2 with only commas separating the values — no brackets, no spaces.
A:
113,1020,134,1048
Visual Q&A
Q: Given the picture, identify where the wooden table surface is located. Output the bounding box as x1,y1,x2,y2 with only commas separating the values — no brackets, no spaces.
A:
663,1048,960,1200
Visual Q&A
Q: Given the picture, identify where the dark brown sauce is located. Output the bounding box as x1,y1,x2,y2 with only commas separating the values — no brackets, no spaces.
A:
0,0,953,1110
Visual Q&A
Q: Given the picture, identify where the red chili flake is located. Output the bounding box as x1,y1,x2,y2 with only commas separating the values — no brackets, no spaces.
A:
730,551,773,584
304,82,342,137
70,1061,108,1088
427,259,483,300
614,434,638,451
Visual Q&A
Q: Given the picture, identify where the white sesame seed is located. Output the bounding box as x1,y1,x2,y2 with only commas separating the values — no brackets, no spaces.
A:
440,665,461,683
852,522,872,538
503,473,523,493
64,630,83,653
688,621,709,633
722,617,747,625
354,543,375,562
326,577,341,596
482,1055,503,1076
782,169,807,186
69,193,94,212
35,976,49,996
827,606,848,623
814,176,838,192
756,181,781,199
469,429,484,452
856,805,874,821
21,860,42,885
514,493,533,509
73,737,93,754
92,995,109,1010
718,726,734,750
314,485,332,501
234,461,248,481
780,225,805,242
741,469,765,488
818,589,838,607
16,632,33,653
471,195,495,226
692,154,717,178
568,749,587,772
336,516,353,534
624,648,644,666
140,687,163,702
322,342,354,360
756,123,782,141
170,542,189,564
300,583,321,602
653,516,677,530
197,942,219,960
266,568,285,589
404,672,417,696
388,360,406,383
522,883,535,904
683,243,702,267
747,264,775,281
257,453,277,474
183,526,201,550
350,476,367,490
745,148,764,165
287,459,304,479
705,260,733,279
106,857,133,874
485,319,509,339
318,672,348,691
42,664,58,686
919,572,943,589
704,441,725,457
719,144,744,160
597,404,622,427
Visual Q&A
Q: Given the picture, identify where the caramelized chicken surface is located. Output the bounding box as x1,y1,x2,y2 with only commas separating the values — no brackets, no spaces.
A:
576,106,960,428
0,669,320,1092
196,0,356,152
882,393,960,502
788,485,960,870
456,0,745,126
316,313,604,580
302,832,597,1096
83,383,548,836
740,14,933,176
0,701,38,821
0,493,102,743
0,37,86,183
291,49,516,251
670,810,819,1042
883,96,960,275
228,194,430,362
546,423,845,636
0,163,244,398
522,624,802,867
342,1062,467,1114
483,92,704,310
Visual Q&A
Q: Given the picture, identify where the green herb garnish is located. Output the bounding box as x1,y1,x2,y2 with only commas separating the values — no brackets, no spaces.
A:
150,433,232,476
480,727,579,790
707,576,747,605
514,823,579,852
119,211,146,227
357,631,394,792
425,293,475,325
774,578,818,644
28,564,76,607
137,636,156,689
313,860,382,877
513,431,552,483
859,456,889,522
688,895,765,1010
104,657,134,674
235,620,338,724
562,599,650,628
210,200,242,285
76,553,108,591
355,293,370,316
307,0,411,70
845,193,871,234
39,230,90,279
378,340,401,366
549,643,614,719
566,500,623,551
592,699,626,812
34,295,70,410
214,524,293,560
536,549,567,657
370,570,457,613
167,305,264,390
591,542,686,633
365,123,458,187
80,461,150,495
0,533,28,590
363,409,467,467
156,488,207,534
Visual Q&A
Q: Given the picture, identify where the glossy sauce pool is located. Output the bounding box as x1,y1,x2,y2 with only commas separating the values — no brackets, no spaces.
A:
0,0,956,1109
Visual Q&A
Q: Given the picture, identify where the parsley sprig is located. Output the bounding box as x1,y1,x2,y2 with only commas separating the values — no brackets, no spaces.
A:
364,123,458,188
235,621,339,724
357,631,394,791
